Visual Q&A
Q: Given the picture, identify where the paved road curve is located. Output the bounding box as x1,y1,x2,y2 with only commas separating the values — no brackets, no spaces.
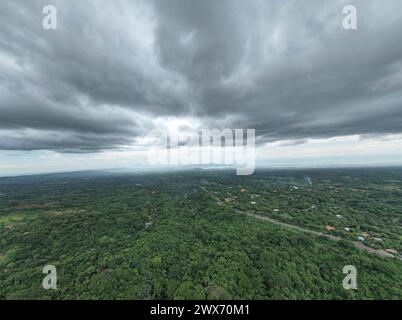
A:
201,186,400,260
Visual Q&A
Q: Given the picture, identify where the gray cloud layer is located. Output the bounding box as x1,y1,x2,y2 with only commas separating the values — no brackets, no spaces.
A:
0,0,402,151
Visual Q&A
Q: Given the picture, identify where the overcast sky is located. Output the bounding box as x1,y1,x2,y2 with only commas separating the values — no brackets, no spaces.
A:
1,0,402,175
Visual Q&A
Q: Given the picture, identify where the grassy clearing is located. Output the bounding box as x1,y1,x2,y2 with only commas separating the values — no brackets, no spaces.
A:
0,213,25,225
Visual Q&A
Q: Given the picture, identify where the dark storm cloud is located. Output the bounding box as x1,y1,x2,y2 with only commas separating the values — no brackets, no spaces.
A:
153,0,402,139
0,0,187,150
0,0,401,151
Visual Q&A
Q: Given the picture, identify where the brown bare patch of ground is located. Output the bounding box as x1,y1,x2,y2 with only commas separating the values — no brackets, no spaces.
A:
13,202,57,210
48,211,64,217
48,209,87,217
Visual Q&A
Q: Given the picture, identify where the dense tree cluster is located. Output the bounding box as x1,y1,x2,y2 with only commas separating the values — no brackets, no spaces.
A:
0,169,401,299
